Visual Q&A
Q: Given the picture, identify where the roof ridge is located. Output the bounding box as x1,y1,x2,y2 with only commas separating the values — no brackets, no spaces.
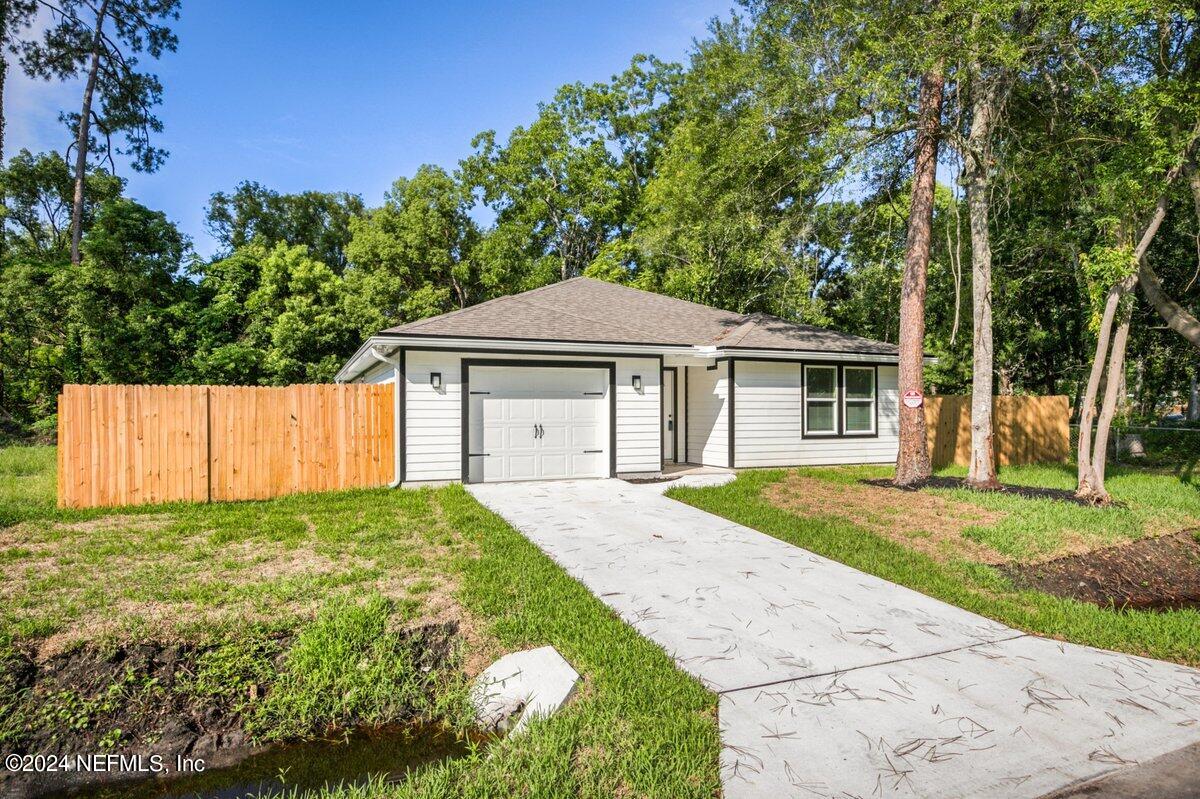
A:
707,315,754,347
392,277,589,333
576,277,743,318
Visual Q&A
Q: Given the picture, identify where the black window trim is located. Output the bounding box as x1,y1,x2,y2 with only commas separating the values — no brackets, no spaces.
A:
801,361,881,440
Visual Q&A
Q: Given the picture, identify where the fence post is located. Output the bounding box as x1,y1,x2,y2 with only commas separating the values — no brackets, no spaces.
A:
205,385,213,503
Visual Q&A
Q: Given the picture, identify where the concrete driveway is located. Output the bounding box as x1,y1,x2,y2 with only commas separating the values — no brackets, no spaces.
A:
467,479,1200,798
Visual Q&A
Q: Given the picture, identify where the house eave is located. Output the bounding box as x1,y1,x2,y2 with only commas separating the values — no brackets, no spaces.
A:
336,336,914,383
335,335,694,383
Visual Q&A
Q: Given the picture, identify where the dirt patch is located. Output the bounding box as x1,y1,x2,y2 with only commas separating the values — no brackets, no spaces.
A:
1003,529,1200,611
764,474,1009,564
862,476,1105,507
0,623,461,799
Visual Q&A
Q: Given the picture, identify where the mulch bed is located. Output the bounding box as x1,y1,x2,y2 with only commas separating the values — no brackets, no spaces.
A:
1003,529,1200,612
862,476,1105,507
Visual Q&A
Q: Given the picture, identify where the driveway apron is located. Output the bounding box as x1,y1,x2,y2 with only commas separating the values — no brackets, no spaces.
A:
467,479,1200,799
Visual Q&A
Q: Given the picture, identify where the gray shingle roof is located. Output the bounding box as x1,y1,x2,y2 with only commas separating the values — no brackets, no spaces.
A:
380,277,897,355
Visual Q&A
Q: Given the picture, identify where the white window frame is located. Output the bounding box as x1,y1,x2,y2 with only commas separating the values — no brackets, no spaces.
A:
842,366,877,435
803,364,839,436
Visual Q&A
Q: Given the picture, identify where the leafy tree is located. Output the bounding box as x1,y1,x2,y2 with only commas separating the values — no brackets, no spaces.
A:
19,0,180,264
342,165,480,334
187,246,267,385
205,181,365,273
0,148,122,258
61,197,193,385
464,55,680,288
242,242,357,384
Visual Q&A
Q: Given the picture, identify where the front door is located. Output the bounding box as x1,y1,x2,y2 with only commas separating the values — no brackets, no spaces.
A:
663,369,676,462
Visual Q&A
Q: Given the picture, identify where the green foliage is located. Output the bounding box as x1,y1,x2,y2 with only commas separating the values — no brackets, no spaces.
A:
247,594,457,742
343,165,481,332
1080,245,1136,329
205,181,365,273
180,635,283,716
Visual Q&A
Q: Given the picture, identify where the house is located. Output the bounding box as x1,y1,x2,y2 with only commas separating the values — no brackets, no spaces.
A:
335,277,900,485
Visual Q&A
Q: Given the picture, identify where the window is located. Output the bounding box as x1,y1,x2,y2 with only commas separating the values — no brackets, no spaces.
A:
843,366,876,434
804,365,838,435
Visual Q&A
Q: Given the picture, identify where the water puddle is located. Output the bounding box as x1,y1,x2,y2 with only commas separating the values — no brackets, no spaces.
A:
37,725,475,799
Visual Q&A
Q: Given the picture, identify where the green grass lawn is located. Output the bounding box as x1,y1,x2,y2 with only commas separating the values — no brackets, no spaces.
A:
0,447,719,798
669,463,1200,666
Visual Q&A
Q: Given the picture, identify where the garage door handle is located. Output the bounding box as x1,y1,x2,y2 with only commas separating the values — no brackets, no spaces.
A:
583,449,602,454
534,424,543,439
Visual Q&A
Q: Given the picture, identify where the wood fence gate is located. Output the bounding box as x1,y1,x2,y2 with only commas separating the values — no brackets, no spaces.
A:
57,384,395,509
924,395,1070,469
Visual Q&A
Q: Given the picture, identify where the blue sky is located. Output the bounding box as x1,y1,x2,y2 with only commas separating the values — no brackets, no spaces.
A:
10,0,732,257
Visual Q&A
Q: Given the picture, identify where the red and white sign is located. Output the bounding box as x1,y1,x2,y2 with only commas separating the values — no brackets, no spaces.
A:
902,389,924,409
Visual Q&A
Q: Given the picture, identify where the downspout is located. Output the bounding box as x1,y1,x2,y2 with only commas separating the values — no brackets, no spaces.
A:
370,346,404,488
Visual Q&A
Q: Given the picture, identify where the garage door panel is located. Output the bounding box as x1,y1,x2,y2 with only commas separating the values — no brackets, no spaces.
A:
571,452,600,475
540,423,568,448
507,398,536,421
505,423,536,449
470,365,610,483
538,453,568,479
570,425,599,448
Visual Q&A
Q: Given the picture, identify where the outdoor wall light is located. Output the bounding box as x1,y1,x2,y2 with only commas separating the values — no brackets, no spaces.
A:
632,375,642,391
430,372,442,390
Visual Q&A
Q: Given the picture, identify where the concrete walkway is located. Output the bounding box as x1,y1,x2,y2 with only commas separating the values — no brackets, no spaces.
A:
467,479,1200,798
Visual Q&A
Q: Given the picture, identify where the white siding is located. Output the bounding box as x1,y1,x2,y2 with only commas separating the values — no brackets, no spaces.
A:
614,359,661,473
685,363,729,467
405,352,462,482
398,351,661,483
359,361,396,385
732,361,899,467
732,361,802,467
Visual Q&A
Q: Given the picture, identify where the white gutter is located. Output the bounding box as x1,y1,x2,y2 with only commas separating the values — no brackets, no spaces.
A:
335,335,696,383
697,346,902,363
369,345,404,488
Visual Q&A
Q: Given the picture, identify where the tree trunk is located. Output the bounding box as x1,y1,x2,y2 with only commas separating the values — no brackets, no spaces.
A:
1136,159,1200,352
1088,294,1133,496
1189,371,1200,422
1138,254,1200,352
964,75,1000,490
1076,276,1132,496
1076,163,1184,501
895,66,944,487
69,0,109,267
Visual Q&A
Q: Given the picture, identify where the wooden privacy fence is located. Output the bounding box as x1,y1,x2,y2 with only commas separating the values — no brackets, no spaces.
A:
924,394,1070,469
57,383,395,509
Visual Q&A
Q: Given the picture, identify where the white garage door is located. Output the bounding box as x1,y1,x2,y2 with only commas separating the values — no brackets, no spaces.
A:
468,366,609,483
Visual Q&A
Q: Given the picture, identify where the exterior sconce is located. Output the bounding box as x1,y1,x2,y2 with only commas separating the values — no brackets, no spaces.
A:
632,375,642,391
430,372,442,390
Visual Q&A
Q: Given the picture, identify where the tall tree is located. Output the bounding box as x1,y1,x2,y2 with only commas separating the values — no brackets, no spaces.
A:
20,0,180,265
343,164,480,333
205,182,365,273
895,66,944,486
953,7,1040,490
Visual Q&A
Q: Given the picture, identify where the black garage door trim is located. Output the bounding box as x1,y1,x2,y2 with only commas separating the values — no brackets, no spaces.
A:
461,359,618,483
